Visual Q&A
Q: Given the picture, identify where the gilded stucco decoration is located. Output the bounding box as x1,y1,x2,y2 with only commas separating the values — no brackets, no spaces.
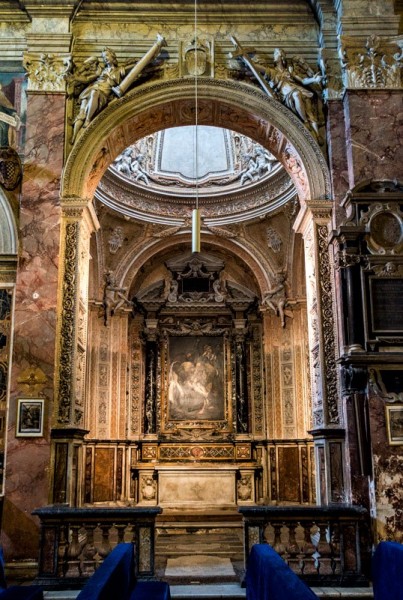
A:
340,35,403,89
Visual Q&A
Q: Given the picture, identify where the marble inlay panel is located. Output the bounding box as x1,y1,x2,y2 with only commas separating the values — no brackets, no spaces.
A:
158,470,236,506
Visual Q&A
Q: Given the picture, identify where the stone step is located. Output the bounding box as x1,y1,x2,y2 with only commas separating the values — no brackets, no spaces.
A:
43,584,374,600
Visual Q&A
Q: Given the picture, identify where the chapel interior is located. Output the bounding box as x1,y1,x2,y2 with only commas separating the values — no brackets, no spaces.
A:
0,0,402,592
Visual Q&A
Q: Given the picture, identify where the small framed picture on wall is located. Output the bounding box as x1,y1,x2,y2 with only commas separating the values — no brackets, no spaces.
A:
16,399,44,437
386,405,403,445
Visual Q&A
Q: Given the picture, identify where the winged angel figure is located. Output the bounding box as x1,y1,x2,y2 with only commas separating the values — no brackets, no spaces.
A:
230,37,324,144
66,35,166,144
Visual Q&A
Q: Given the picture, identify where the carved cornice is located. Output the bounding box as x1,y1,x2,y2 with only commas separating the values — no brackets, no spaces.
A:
23,51,72,93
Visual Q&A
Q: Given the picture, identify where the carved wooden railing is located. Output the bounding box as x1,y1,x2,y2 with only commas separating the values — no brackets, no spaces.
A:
239,505,370,587
33,506,161,589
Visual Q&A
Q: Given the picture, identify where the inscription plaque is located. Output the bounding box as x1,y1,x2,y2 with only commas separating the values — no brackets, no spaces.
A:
369,278,403,333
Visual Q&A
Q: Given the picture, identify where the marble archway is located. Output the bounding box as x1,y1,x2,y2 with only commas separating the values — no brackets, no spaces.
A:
62,78,330,203
55,77,341,508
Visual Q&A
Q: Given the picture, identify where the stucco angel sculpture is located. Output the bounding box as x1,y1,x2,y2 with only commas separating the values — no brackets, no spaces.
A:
67,35,166,144
230,37,324,143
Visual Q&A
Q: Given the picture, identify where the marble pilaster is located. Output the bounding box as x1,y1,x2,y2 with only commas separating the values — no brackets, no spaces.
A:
344,90,403,188
294,203,345,504
2,93,65,560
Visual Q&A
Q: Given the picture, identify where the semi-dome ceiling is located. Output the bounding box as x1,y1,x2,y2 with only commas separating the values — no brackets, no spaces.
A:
96,125,297,226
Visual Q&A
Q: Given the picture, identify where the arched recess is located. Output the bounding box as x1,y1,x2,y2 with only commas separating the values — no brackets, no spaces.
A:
62,78,331,206
56,76,338,510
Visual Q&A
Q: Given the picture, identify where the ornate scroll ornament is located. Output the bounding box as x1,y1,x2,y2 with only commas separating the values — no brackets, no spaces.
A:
317,224,339,424
0,148,22,190
339,34,403,89
58,221,79,423
361,204,403,256
237,475,252,501
333,250,361,270
108,226,124,254
23,52,72,93
266,226,282,253
261,273,291,328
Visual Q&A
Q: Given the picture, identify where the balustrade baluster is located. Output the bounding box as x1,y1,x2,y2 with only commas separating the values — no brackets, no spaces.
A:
81,523,97,575
97,523,112,563
66,525,83,578
57,524,69,577
272,522,285,557
315,521,333,575
286,522,301,575
329,522,341,575
300,521,316,575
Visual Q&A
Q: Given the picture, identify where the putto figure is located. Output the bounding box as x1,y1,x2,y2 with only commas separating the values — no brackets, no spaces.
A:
67,35,166,144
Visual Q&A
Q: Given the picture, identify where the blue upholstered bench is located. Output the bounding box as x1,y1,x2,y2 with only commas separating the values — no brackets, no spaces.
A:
246,544,319,600
76,543,170,600
372,541,403,600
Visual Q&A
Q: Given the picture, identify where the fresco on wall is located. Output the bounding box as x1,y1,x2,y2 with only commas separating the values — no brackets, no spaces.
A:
0,70,27,152
168,336,224,421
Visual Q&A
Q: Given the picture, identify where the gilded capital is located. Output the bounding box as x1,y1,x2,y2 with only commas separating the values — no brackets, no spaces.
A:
23,51,72,93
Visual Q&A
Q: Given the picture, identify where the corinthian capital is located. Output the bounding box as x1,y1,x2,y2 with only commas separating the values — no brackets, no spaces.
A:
23,52,72,92
339,34,402,89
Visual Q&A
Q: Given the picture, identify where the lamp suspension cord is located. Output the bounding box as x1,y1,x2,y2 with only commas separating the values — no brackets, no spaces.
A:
194,0,199,211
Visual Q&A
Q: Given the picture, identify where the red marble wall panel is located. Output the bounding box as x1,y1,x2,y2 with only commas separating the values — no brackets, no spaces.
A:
2,94,65,560
344,90,403,188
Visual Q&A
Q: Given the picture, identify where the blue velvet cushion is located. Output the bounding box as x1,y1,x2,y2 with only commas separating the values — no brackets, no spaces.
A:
373,541,403,600
246,544,319,600
77,543,135,600
131,581,171,600
0,588,43,600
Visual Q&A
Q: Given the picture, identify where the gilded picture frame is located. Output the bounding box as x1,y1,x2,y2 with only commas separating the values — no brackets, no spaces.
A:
161,334,231,434
386,405,403,445
16,398,44,437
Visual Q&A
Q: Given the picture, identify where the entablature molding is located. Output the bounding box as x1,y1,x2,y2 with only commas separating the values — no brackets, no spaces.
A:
61,196,100,233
